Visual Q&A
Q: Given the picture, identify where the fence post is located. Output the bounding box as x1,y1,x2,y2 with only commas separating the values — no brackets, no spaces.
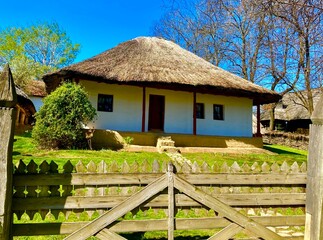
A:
0,65,17,240
305,93,323,240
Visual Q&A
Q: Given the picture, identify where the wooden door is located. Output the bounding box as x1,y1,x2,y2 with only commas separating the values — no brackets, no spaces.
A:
148,95,165,131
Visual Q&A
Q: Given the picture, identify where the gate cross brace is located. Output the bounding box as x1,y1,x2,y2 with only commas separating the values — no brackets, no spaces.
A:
64,174,168,240
64,166,283,240
173,174,283,240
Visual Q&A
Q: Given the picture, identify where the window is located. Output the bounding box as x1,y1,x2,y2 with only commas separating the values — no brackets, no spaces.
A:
213,104,224,120
196,103,205,119
97,94,113,112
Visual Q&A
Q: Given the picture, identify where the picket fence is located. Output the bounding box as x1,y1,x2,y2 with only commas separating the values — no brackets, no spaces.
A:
11,159,306,239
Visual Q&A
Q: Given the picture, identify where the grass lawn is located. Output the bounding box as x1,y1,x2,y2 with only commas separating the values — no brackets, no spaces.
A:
182,144,307,167
13,132,308,168
13,132,170,168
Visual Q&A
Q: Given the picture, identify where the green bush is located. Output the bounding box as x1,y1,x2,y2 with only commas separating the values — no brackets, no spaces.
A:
32,82,96,149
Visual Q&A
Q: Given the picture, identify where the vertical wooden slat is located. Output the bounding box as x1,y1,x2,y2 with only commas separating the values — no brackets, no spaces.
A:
38,161,50,219
26,160,38,220
49,161,60,219
62,161,74,219
168,163,175,240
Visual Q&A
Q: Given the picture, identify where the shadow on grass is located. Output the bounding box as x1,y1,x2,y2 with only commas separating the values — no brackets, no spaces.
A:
263,145,302,155
121,233,208,240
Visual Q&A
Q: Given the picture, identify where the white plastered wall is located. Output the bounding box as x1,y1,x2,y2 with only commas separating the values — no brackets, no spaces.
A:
30,96,43,112
196,93,253,137
145,88,193,134
80,80,142,131
80,81,253,137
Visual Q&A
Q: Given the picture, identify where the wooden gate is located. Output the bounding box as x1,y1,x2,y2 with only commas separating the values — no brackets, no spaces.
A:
65,163,283,240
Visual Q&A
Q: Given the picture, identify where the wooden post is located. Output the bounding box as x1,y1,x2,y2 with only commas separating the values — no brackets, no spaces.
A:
256,104,261,137
193,92,196,135
305,93,323,240
141,87,146,132
168,162,175,240
0,65,17,240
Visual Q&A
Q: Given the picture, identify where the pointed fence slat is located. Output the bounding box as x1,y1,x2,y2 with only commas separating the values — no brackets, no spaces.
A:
26,160,38,219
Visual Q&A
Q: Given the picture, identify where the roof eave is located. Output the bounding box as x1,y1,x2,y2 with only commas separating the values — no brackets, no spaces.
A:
43,70,281,105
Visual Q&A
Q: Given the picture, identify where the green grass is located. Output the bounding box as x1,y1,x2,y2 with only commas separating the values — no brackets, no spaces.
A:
182,144,307,167
14,132,308,168
13,132,170,167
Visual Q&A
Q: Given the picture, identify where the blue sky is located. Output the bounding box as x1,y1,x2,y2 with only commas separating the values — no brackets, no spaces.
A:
0,0,165,63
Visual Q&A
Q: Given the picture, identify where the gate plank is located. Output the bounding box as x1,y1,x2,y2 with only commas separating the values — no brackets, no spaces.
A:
13,173,307,186
174,174,284,240
96,229,127,240
64,174,167,240
208,223,243,240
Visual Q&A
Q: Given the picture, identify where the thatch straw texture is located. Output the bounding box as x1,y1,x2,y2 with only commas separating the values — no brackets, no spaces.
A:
261,88,323,121
25,80,47,97
43,37,280,104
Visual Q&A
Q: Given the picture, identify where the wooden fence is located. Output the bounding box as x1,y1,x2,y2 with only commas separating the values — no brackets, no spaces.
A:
12,159,306,239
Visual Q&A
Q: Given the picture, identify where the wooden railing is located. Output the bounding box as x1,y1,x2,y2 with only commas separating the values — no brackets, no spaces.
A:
12,160,306,239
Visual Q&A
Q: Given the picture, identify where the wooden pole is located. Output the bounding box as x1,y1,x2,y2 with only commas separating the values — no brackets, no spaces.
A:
256,104,261,137
305,93,323,240
193,92,196,135
141,87,146,132
0,65,17,240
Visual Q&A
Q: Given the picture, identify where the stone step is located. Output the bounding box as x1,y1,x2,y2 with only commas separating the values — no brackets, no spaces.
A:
156,136,175,148
158,146,179,153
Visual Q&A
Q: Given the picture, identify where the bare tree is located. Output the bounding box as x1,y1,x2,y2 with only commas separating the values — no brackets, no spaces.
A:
153,0,268,83
153,0,229,66
259,0,323,115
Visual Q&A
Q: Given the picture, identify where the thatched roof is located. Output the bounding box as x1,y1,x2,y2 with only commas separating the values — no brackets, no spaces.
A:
261,88,323,121
15,86,36,115
43,37,280,104
25,80,47,97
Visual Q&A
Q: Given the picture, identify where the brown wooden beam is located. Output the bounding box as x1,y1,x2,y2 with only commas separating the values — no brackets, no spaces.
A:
141,87,146,132
193,92,196,135
256,104,261,137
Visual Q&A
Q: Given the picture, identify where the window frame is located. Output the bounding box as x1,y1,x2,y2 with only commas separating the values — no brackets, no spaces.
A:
213,104,224,120
97,94,113,112
195,103,205,119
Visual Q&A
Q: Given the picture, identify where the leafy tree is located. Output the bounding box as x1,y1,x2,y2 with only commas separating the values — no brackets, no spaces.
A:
0,22,80,87
32,82,96,149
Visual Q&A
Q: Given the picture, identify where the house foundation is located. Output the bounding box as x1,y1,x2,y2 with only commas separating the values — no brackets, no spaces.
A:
92,130,263,149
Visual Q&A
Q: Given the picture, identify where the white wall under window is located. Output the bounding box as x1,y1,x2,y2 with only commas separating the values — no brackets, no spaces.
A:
196,93,253,137
80,80,253,137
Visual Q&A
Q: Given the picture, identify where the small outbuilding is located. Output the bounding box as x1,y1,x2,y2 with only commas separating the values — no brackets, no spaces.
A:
43,37,280,148
25,80,47,112
261,89,322,134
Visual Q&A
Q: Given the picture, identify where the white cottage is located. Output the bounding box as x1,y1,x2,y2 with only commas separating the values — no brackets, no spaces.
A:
43,37,280,148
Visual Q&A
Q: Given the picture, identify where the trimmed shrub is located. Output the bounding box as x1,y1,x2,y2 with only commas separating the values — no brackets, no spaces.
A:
32,82,96,149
